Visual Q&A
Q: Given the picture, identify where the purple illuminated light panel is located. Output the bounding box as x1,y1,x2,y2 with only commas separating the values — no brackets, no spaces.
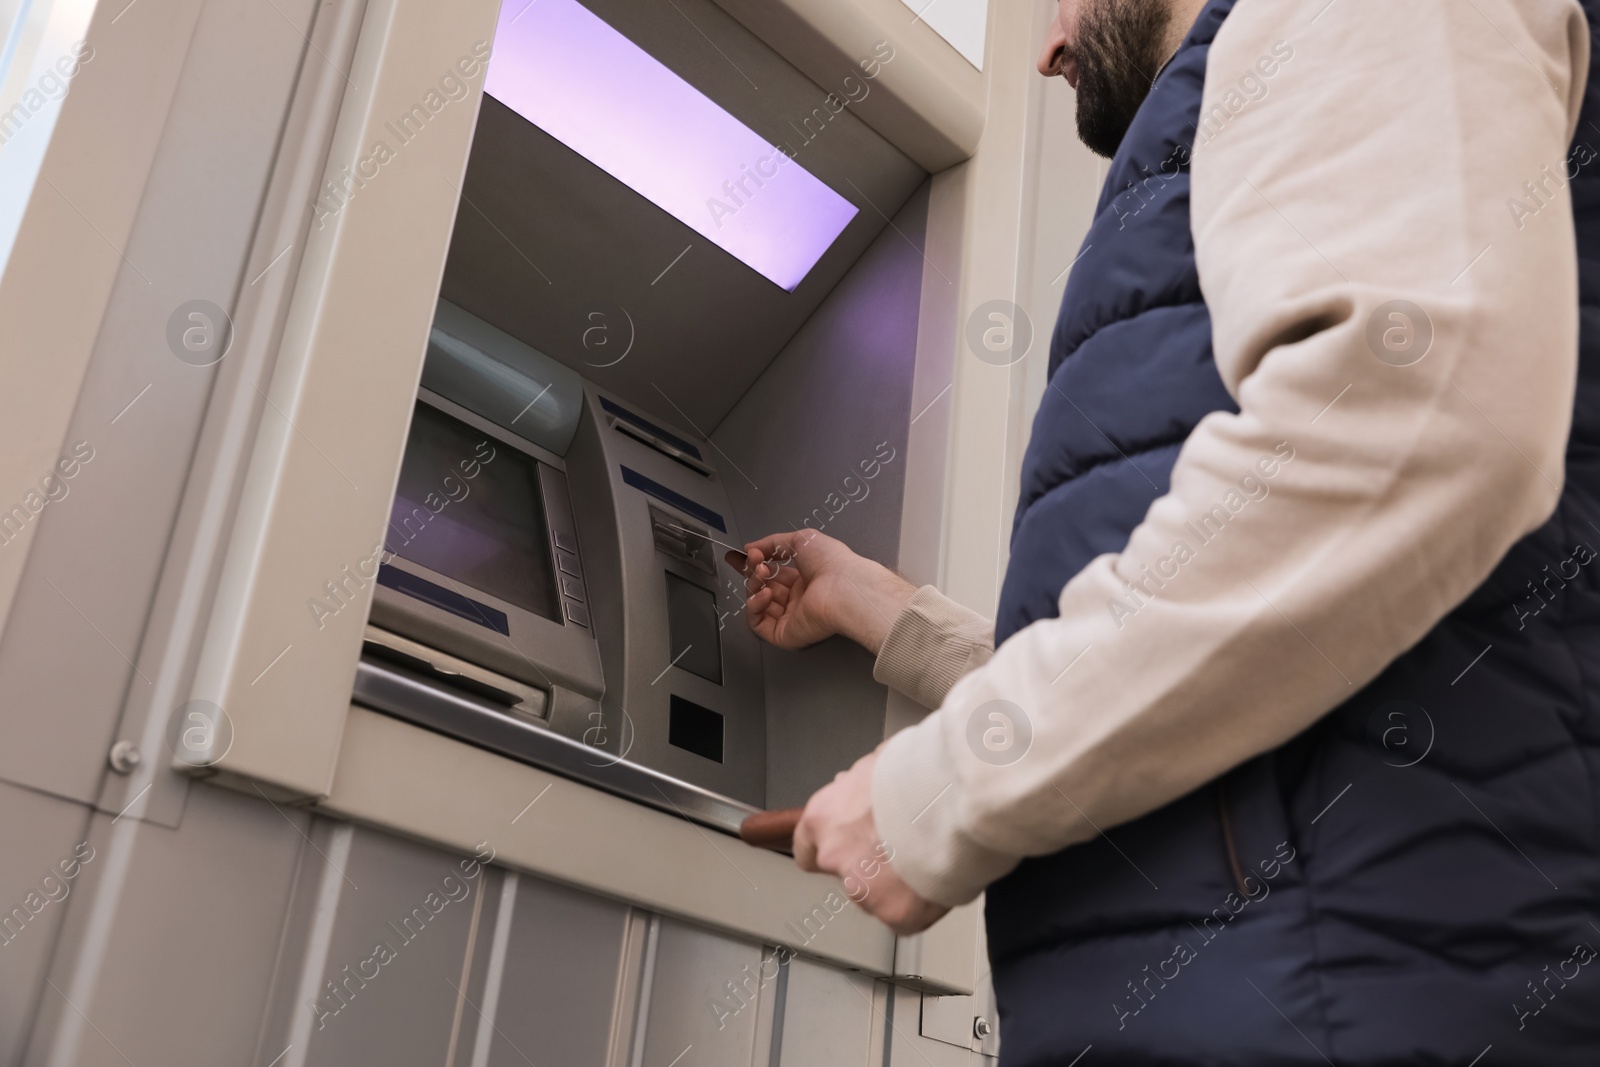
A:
485,0,858,292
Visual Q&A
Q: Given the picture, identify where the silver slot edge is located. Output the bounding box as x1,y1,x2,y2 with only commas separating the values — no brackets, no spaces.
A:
607,415,715,477
351,656,759,837
363,624,549,721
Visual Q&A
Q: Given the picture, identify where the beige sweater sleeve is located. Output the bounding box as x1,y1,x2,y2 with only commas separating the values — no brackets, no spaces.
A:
872,585,995,709
871,0,1591,907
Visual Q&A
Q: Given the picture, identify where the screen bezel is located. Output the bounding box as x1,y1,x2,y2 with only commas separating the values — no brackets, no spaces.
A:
368,390,603,699
386,396,563,623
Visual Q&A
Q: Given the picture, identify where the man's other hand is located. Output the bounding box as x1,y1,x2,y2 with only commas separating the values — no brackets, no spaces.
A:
793,749,949,936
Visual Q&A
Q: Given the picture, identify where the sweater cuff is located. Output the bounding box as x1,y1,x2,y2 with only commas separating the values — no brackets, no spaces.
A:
872,713,1019,907
873,585,995,710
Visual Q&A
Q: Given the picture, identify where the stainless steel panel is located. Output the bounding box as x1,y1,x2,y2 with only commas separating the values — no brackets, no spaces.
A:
25,783,306,1067
566,389,767,807
885,984,971,1067
465,872,631,1066
351,657,758,836
423,299,585,457
291,825,489,1067
0,0,319,811
0,781,92,1065
775,958,877,1066
364,625,549,723
638,919,768,1067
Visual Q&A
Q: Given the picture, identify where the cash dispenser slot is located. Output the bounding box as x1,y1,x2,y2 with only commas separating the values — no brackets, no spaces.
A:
602,396,715,477
362,625,547,720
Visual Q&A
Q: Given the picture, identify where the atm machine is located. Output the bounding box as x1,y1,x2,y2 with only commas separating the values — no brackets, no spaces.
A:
0,0,1094,1063
358,300,773,826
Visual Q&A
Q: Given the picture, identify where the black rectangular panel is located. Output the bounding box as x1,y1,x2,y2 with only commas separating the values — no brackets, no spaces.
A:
668,695,723,763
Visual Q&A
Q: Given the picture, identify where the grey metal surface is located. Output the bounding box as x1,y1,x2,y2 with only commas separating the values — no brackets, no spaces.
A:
275,823,489,1067
465,871,632,1067
0,0,321,813
0,781,92,1067
711,181,929,809
637,918,768,1067
774,957,878,1066
423,299,585,457
24,783,307,1067
439,0,927,433
351,656,760,836
566,387,768,807
887,984,972,1067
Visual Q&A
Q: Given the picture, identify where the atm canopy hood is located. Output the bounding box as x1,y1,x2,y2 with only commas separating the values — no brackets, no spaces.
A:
485,0,861,292
439,0,928,431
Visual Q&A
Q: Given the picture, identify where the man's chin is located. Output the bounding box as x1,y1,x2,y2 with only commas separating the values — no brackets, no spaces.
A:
1076,103,1131,159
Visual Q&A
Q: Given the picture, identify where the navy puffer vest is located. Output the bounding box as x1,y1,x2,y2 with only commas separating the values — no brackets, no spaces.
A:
987,1,1600,1064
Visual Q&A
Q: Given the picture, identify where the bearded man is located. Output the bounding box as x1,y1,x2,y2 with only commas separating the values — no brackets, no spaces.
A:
736,0,1600,1062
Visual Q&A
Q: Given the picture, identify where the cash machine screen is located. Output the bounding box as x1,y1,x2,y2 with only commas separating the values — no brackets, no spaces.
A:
386,402,562,623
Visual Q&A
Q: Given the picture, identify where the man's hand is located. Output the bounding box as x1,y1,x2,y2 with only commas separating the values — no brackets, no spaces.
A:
793,749,949,936
729,531,916,655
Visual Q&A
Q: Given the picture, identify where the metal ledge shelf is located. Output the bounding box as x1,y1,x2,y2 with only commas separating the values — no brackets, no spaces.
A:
351,657,759,837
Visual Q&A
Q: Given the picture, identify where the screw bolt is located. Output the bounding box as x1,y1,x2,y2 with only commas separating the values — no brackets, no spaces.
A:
974,1017,992,1039
108,741,142,775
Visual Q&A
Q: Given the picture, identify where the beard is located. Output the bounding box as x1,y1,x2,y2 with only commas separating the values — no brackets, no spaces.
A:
1072,0,1173,158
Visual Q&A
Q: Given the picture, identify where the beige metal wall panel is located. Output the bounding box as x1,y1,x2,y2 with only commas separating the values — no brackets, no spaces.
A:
25,784,308,1067
897,0,989,70
892,900,982,996
636,918,768,1067
189,0,501,798
92,0,366,829
319,706,898,976
708,0,985,171
0,781,92,1066
887,0,1102,998
886,983,973,1067
274,824,487,1067
934,0,1047,617
0,0,322,816
464,872,634,1067
772,957,878,1066
0,0,206,644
